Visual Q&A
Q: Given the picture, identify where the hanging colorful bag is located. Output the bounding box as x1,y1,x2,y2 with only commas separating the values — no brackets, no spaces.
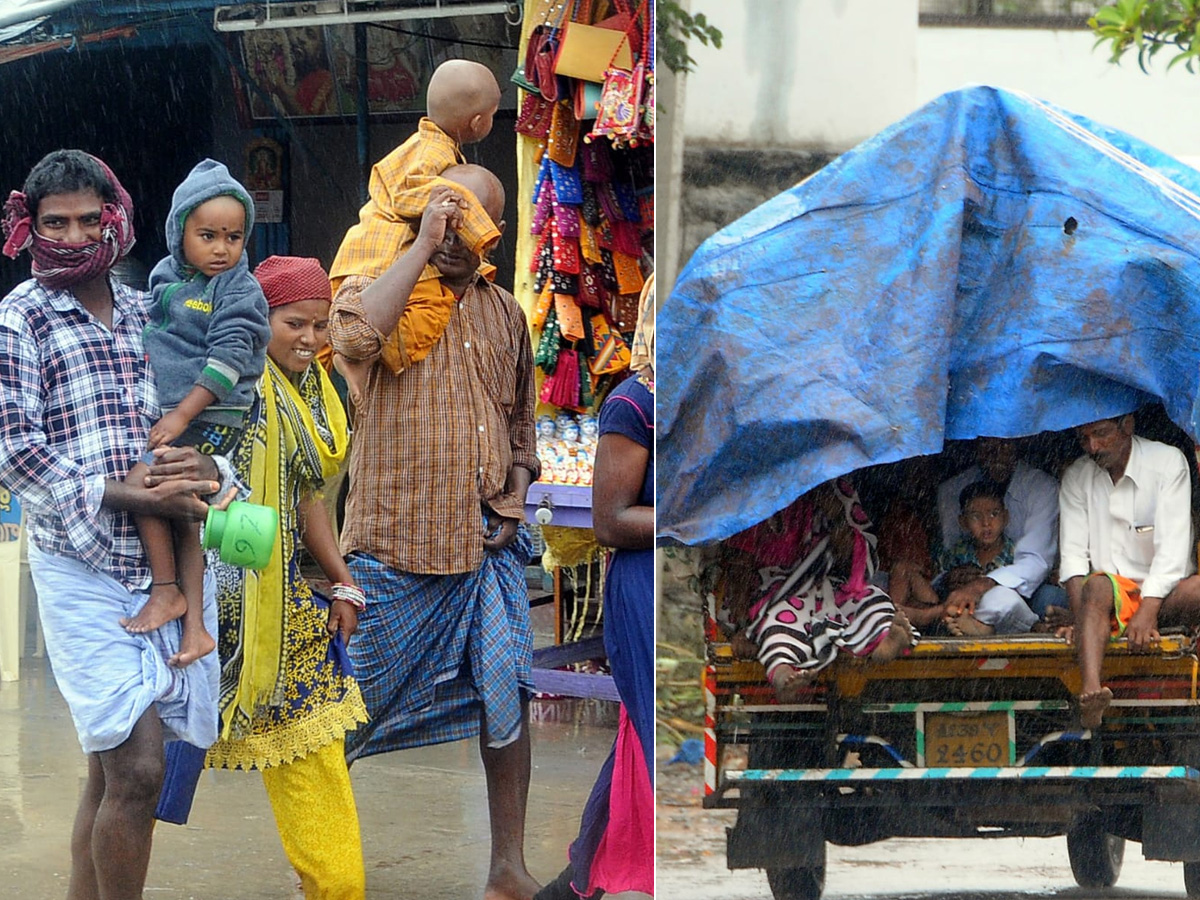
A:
574,80,603,121
548,159,584,205
547,100,581,168
579,220,603,265
535,306,562,374
588,1,648,146
551,227,582,275
515,91,555,139
588,313,631,375
611,250,644,296
540,348,581,408
553,202,581,239
579,359,595,409
532,280,555,330
555,290,586,341
577,265,607,309
554,21,633,83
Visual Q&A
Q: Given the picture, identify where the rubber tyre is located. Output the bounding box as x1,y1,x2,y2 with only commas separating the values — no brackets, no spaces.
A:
767,855,826,900
1067,814,1125,888
1184,861,1200,898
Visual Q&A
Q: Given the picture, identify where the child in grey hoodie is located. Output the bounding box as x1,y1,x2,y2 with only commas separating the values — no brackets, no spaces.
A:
120,159,271,667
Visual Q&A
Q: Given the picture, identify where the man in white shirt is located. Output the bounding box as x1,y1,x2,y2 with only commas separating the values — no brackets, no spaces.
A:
937,437,1060,634
1058,414,1196,728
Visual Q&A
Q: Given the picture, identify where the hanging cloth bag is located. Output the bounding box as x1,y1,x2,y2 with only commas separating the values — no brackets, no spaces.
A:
554,0,633,83
588,0,648,146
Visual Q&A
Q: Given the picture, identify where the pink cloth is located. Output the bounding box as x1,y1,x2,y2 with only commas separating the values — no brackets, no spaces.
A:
730,479,899,679
725,496,814,569
580,707,654,896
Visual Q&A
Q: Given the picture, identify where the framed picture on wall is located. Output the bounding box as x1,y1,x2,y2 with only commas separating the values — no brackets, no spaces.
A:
235,17,518,121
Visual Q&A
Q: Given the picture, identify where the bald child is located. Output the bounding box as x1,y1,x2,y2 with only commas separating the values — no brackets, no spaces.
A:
328,59,503,401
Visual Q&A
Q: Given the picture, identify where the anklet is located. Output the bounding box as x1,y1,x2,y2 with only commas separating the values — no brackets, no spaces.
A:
151,580,178,587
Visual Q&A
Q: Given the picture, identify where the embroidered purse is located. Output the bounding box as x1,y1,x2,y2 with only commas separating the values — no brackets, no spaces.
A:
611,250,644,295
555,291,585,342
551,230,582,275
588,0,648,147
588,313,631,375
515,91,554,139
548,159,584,205
547,100,580,167
577,264,607,309
532,281,555,330
535,306,561,373
552,202,581,239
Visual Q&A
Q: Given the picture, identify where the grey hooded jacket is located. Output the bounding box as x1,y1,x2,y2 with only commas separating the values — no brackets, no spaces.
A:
143,158,270,424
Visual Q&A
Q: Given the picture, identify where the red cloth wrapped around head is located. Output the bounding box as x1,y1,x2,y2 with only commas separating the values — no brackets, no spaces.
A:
253,255,332,308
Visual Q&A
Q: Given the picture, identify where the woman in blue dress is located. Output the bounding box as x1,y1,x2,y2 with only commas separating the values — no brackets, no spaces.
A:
540,274,655,899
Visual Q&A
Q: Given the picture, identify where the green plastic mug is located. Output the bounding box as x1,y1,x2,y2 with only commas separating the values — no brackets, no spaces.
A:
203,500,278,570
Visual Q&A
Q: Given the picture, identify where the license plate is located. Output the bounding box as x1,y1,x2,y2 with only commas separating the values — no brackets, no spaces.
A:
924,711,1011,767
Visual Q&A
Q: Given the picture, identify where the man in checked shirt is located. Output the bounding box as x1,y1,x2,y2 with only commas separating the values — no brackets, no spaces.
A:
331,163,542,900
0,149,235,899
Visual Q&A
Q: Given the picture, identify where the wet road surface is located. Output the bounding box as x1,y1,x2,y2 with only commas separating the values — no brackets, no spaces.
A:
1,654,616,899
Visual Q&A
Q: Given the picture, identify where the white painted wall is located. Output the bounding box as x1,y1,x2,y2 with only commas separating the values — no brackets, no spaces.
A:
680,0,1200,159
917,27,1200,161
681,0,919,150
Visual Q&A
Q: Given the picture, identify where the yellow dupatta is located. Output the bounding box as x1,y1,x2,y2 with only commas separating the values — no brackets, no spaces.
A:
220,357,349,739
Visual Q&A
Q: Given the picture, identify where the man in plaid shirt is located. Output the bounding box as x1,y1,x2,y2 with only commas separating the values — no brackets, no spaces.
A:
0,150,232,899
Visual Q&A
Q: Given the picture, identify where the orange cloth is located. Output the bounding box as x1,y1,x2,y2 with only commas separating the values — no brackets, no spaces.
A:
1086,572,1142,638
319,264,498,406
329,118,502,374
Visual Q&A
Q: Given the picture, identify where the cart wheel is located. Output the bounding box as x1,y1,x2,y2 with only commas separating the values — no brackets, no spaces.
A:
767,860,826,900
1184,861,1200,897
1067,813,1125,888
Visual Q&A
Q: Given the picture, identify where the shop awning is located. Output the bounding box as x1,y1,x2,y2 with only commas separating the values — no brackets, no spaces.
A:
0,0,77,32
658,85,1200,546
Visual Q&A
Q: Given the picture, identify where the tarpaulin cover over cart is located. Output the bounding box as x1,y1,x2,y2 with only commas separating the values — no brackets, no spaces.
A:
658,85,1200,546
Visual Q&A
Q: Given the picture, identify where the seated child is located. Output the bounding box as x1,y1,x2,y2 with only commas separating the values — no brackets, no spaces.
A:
120,159,271,667
721,479,915,703
890,480,1015,635
326,58,503,403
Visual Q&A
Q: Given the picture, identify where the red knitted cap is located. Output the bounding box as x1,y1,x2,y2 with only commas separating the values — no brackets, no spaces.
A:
253,255,332,308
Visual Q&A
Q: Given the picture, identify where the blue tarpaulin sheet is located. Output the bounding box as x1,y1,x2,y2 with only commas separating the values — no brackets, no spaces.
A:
659,86,1200,546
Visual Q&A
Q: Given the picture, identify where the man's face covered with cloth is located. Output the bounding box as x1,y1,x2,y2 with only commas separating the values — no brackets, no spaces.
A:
1,150,136,289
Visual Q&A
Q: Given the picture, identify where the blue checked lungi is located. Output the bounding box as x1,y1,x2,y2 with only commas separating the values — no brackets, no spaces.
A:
344,528,535,760
29,544,220,753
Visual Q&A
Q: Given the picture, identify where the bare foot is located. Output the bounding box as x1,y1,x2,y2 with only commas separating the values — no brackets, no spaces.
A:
769,663,816,703
1079,686,1113,729
1043,604,1073,628
870,609,916,663
168,622,217,668
484,862,541,900
121,584,186,634
730,631,758,659
944,612,994,637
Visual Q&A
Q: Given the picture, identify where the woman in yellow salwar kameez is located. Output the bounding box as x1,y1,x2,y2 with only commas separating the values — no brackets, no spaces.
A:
206,255,368,899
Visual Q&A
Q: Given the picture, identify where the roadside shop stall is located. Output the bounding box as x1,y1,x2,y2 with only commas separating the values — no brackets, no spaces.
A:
513,0,653,690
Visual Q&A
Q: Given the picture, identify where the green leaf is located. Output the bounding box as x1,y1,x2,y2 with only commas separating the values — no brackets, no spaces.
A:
1166,47,1194,68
